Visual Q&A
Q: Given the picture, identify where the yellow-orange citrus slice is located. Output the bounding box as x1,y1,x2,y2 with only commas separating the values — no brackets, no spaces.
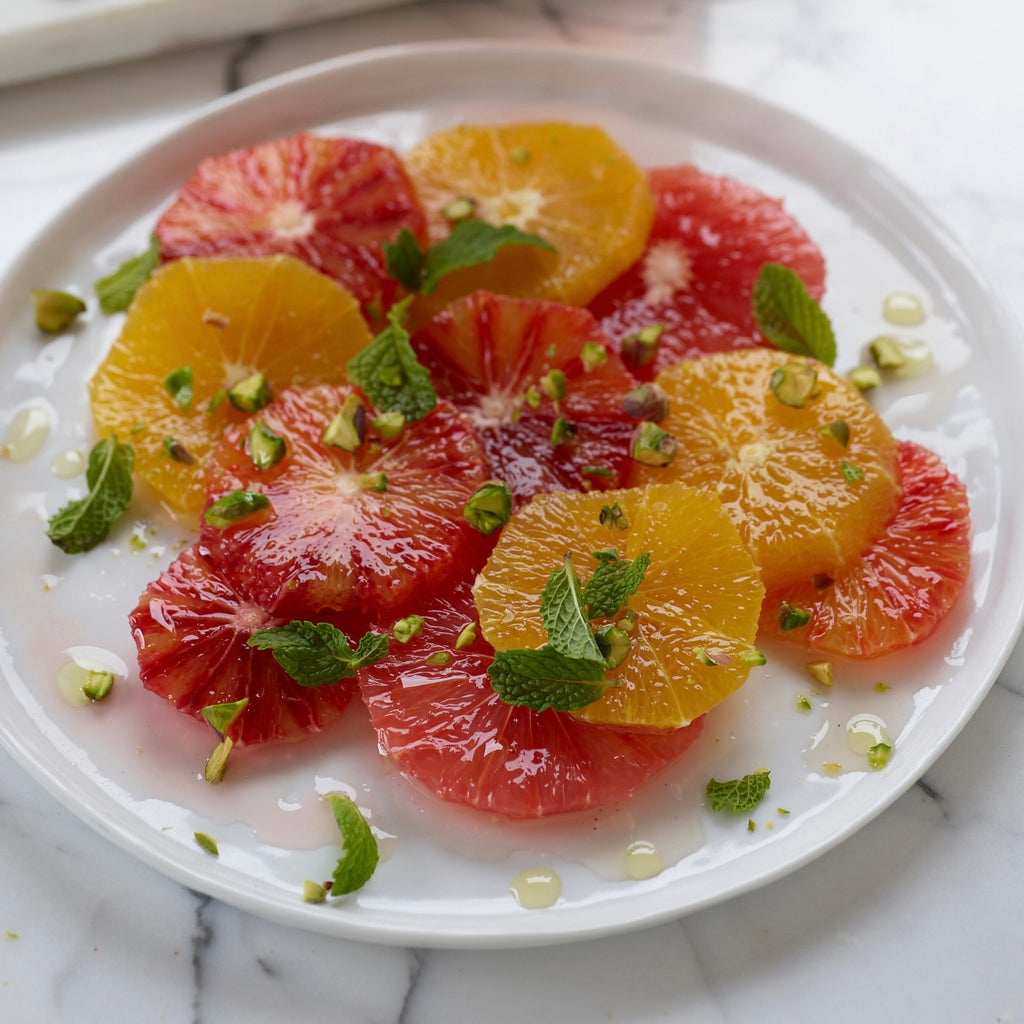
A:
629,348,900,589
88,255,373,522
473,482,765,729
404,121,654,309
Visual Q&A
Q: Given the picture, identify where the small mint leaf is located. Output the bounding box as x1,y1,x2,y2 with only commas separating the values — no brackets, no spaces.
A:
487,648,607,712
539,554,603,662
94,234,160,314
46,436,134,553
706,771,771,813
382,228,426,293
583,551,651,619
247,622,389,687
327,794,379,895
752,263,836,367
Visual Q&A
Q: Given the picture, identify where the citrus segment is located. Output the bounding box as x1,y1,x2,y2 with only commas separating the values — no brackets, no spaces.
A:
357,567,704,818
759,440,971,657
588,165,827,376
629,348,900,589
411,290,639,502
473,483,765,729
201,385,491,617
154,132,427,315
130,544,360,746
404,122,654,308
88,256,373,521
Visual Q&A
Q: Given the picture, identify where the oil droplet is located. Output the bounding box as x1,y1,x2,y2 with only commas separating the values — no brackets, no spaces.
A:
882,291,925,326
509,867,561,909
1,406,51,463
846,713,891,755
50,448,86,479
623,840,663,880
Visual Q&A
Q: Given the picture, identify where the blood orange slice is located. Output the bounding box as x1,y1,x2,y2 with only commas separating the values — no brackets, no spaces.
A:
588,165,826,376
759,440,971,657
154,132,427,316
357,567,704,819
130,544,361,746
411,290,639,503
200,384,491,618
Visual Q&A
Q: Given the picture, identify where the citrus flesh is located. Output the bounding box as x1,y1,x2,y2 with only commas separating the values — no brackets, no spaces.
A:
88,256,373,522
588,165,827,377
404,121,654,309
473,482,765,729
629,348,900,590
357,565,704,818
759,440,971,657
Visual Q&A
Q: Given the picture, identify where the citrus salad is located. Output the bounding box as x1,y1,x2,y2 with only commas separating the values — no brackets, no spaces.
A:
29,121,970,896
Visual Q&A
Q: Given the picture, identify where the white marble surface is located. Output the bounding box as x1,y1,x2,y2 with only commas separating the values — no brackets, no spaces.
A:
2,1,1023,1020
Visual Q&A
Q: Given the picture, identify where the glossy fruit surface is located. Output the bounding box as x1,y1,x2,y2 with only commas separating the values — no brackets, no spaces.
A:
473,483,765,729
88,255,373,522
588,165,826,376
759,440,971,656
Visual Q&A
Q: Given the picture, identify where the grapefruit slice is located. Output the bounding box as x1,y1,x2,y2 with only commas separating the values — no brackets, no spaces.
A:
130,544,361,746
357,566,704,818
154,131,428,316
411,290,639,503
630,348,900,590
759,440,971,657
588,165,827,376
200,384,492,618
473,482,765,730
403,122,654,309
88,255,374,522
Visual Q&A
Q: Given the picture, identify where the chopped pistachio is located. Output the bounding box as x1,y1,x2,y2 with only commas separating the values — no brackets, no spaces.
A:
599,502,629,530
523,385,542,409
163,366,194,411
463,480,512,535
193,832,219,856
595,624,631,669
201,698,248,737
747,819,756,832
769,361,817,407
393,615,425,644
580,341,608,372
841,460,865,483
540,368,568,401
303,879,328,904
805,661,834,687
228,371,272,413
442,195,477,222
795,694,813,713
32,288,86,333
371,411,405,441
849,365,882,391
207,388,228,415
776,602,811,631
204,489,271,529
550,417,576,446
868,334,906,369
777,807,791,816
819,419,850,446
620,323,663,368
204,737,233,784
693,647,717,667
617,609,638,633
248,421,285,470
874,681,891,693
509,146,531,166
163,436,195,464
425,651,452,666
867,742,892,769
455,622,478,650
82,669,114,701
323,393,367,451
630,421,678,466
358,471,388,492
740,649,767,667
581,465,614,479
622,383,670,422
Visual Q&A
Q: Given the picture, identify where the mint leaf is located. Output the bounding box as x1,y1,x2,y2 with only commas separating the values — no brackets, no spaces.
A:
382,228,426,292
164,366,194,411
94,234,160,313
346,300,437,422
487,648,607,712
706,771,771,813
327,794,379,895
46,436,134,553
247,622,389,687
540,554,603,662
752,263,836,367
419,221,554,294
583,550,651,619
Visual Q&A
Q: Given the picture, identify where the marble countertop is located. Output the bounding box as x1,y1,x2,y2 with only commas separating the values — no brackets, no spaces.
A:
2,1,1023,1020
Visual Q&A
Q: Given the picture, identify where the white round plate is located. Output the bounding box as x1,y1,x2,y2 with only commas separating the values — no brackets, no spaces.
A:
1,42,1022,949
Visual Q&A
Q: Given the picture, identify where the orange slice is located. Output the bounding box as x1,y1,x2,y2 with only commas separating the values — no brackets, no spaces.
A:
473,482,765,729
404,121,654,309
88,255,373,522
629,348,900,589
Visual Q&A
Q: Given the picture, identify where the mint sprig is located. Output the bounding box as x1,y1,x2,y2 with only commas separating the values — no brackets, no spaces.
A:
583,549,651,619
247,622,389,687
346,300,437,422
706,770,771,813
487,648,607,713
327,794,379,895
384,221,554,296
540,555,603,662
46,435,134,553
94,234,160,314
752,263,836,367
